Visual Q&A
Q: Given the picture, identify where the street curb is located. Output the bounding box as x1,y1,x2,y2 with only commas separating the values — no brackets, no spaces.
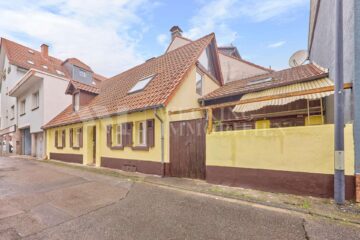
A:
36,158,360,226
142,178,360,226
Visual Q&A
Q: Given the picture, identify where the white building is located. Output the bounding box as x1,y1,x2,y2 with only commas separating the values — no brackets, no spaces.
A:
0,38,105,158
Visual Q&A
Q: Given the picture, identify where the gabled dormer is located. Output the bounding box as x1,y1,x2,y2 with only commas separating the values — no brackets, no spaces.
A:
65,80,99,112
62,58,95,85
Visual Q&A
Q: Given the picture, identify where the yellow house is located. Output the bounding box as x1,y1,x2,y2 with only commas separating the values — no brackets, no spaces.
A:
43,32,222,177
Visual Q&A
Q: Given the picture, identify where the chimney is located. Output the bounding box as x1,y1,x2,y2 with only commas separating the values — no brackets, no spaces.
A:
41,44,49,59
170,26,183,40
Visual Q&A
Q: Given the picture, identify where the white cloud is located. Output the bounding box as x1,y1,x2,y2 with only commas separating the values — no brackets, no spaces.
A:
268,41,286,48
239,0,308,22
156,33,169,47
0,0,158,77
184,0,307,45
184,0,239,45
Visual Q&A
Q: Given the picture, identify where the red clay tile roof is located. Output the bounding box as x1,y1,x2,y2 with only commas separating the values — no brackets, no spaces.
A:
68,80,100,94
62,58,93,72
93,73,107,82
1,38,71,78
202,64,328,101
43,33,216,128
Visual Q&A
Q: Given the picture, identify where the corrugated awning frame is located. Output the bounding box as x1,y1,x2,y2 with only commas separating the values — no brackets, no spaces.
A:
233,78,334,113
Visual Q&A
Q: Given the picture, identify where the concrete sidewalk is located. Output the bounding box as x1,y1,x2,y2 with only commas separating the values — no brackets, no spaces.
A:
1,157,360,239
42,158,360,225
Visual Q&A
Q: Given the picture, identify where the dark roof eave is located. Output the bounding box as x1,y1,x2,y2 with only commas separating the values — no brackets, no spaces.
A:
42,104,165,130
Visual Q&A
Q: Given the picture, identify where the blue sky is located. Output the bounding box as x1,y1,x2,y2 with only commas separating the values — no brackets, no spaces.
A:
0,0,309,77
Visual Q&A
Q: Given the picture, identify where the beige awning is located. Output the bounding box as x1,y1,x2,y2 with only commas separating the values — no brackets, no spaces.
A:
233,78,334,113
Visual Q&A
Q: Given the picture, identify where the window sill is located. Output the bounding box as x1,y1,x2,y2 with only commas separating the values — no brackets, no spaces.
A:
31,106,39,111
56,146,64,149
72,146,81,150
110,145,124,150
131,145,149,151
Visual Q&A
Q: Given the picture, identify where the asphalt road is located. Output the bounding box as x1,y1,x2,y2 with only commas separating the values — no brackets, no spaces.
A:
0,157,359,240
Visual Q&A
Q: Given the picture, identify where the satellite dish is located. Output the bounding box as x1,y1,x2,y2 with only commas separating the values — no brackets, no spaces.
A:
289,50,309,67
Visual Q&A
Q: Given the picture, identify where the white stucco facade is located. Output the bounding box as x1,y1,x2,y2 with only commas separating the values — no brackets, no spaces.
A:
9,70,72,158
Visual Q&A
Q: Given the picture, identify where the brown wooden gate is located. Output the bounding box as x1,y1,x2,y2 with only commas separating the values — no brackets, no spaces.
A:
170,118,206,179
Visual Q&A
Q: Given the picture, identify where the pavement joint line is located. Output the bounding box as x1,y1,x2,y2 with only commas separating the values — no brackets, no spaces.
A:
302,219,310,240
12,157,360,227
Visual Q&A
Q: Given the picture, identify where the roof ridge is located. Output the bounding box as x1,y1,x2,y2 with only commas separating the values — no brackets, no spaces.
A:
221,53,273,72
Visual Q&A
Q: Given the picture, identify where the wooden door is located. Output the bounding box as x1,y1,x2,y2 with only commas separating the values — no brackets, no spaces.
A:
170,119,206,179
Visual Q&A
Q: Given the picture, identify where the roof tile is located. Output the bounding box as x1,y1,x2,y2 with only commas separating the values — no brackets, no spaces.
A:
203,64,328,101
44,33,216,128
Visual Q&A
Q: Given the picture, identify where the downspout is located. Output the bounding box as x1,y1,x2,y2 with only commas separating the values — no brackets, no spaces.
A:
354,0,360,202
154,108,165,177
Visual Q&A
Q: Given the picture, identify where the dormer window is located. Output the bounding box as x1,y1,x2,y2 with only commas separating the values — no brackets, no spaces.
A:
79,70,87,78
128,75,154,94
73,93,80,112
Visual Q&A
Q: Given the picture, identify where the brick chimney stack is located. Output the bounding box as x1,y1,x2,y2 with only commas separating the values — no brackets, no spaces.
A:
170,26,183,40
41,44,49,59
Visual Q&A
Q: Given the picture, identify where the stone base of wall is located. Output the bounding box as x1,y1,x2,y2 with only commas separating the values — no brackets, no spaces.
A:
356,174,360,202
101,157,169,176
49,153,83,164
206,166,355,200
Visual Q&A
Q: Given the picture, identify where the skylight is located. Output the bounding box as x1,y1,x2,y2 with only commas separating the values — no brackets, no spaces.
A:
247,77,273,86
42,65,48,69
56,70,65,76
28,49,34,54
128,75,154,94
27,60,34,65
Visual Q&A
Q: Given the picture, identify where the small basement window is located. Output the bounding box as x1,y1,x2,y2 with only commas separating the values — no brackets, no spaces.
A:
128,75,154,94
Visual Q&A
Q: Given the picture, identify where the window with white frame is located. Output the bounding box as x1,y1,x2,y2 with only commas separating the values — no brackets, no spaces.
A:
137,121,146,146
196,71,203,95
20,100,26,115
79,70,87,78
75,128,81,147
128,75,154,94
73,93,80,112
10,105,14,119
116,125,122,146
32,91,39,109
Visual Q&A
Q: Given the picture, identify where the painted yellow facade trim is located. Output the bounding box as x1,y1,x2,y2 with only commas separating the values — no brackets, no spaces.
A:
206,124,355,175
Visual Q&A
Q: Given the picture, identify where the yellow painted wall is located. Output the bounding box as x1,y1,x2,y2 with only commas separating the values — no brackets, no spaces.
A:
206,124,355,175
46,109,165,166
46,64,220,167
167,65,219,122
